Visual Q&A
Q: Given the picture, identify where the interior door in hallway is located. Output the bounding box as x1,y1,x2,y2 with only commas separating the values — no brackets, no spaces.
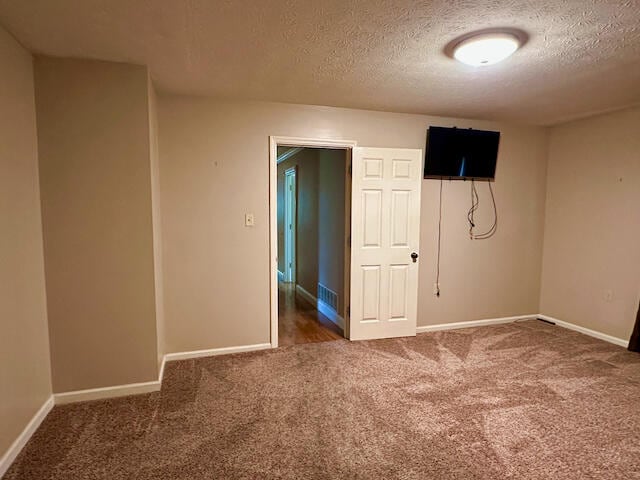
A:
349,147,422,340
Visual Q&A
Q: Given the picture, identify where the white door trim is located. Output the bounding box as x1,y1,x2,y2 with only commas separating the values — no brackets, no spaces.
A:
277,147,303,164
269,136,357,348
283,167,297,283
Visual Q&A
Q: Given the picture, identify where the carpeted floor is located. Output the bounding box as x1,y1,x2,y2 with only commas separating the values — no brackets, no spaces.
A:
6,320,640,479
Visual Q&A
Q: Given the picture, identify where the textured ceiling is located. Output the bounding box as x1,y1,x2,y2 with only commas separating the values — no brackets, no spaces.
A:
1,0,639,125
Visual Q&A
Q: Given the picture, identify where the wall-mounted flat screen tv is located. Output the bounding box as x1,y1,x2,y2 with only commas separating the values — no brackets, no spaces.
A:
424,126,500,180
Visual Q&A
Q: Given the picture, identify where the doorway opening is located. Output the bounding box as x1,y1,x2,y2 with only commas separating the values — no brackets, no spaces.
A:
273,141,353,347
270,137,423,347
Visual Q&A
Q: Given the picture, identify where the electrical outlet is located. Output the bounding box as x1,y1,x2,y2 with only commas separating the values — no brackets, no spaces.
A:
244,213,255,227
433,283,440,295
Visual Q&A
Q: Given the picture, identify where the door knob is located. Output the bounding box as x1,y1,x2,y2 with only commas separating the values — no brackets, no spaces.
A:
411,252,419,263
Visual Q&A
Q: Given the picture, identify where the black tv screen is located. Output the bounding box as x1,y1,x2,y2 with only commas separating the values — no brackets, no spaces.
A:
424,126,500,180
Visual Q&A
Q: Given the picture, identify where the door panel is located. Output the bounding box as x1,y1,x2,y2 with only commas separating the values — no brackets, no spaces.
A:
362,189,382,247
350,147,422,341
390,190,410,247
361,265,381,322
389,264,409,320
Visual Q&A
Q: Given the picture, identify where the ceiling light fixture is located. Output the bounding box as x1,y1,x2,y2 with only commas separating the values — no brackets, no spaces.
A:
452,31,522,67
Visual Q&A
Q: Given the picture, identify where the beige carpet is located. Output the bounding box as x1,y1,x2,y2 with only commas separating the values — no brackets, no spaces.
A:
6,320,640,479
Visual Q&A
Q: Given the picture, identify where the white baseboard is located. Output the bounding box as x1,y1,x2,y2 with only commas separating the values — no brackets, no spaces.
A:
277,270,284,282
3,312,628,476
0,396,54,478
537,314,629,348
318,299,345,330
53,379,161,405
163,343,272,362
295,284,317,306
53,342,271,406
2,340,272,475
158,355,167,386
416,313,630,349
416,314,537,334
296,284,345,331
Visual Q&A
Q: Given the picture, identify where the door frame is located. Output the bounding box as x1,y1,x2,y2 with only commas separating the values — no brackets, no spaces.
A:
283,166,297,283
269,136,358,348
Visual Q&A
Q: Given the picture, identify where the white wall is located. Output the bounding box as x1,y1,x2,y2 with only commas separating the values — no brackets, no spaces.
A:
540,106,640,340
158,96,548,353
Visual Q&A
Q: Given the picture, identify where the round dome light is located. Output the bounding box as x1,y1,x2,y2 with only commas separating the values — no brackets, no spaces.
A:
453,33,520,66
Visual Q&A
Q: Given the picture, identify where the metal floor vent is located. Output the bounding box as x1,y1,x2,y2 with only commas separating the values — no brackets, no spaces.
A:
318,283,338,312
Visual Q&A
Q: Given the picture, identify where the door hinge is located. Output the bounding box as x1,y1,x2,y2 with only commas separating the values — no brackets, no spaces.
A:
348,163,352,175
347,306,350,317
347,235,351,247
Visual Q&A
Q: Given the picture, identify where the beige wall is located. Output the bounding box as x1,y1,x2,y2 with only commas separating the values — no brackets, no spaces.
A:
148,76,165,364
540,107,640,340
34,57,159,392
318,149,347,314
0,27,52,458
158,96,548,352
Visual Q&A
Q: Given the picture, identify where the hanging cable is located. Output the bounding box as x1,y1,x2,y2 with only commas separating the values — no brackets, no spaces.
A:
468,180,497,240
467,179,480,238
473,181,497,239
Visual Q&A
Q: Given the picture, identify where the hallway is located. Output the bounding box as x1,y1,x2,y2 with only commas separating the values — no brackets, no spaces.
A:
278,283,343,346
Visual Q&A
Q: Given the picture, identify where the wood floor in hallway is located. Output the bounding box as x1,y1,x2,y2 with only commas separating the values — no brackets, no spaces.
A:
278,283,343,346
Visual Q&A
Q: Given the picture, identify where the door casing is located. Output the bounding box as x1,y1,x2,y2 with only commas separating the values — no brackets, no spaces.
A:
269,136,357,348
283,167,296,283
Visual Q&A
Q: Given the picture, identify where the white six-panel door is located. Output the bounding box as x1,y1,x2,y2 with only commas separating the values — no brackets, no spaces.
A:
349,147,422,341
